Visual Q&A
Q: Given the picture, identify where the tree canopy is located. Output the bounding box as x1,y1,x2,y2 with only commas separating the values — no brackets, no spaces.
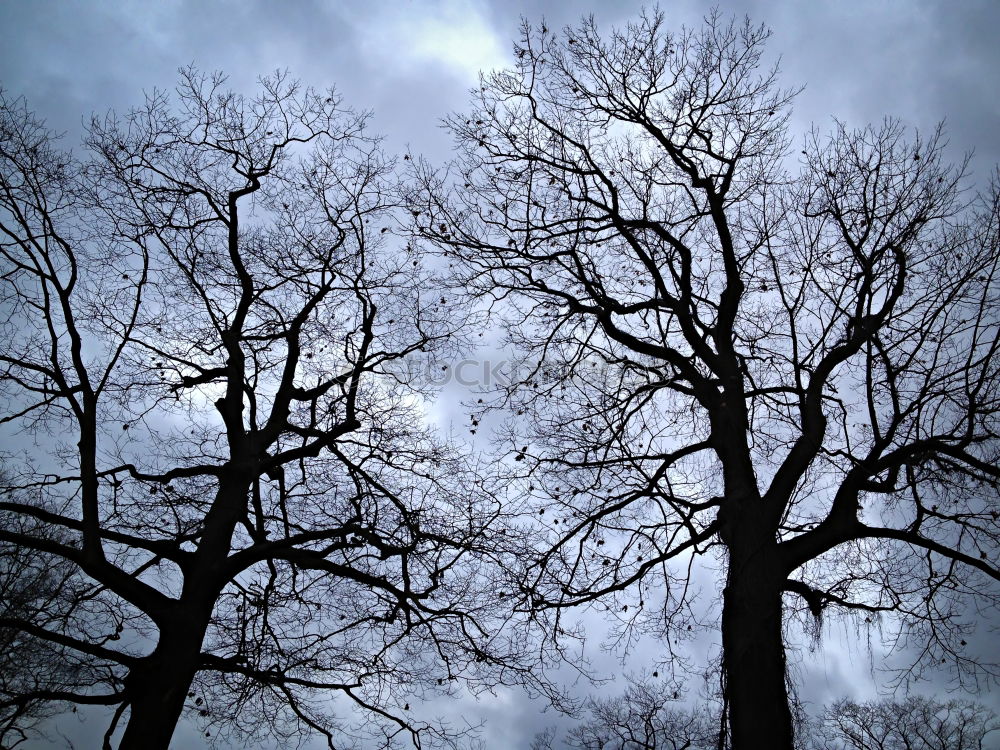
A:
0,72,551,749
408,9,1000,749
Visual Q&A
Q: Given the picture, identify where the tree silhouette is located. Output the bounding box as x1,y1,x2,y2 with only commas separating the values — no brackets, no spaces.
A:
0,504,82,748
409,10,1000,749
531,679,717,750
815,696,999,750
0,72,544,749
533,689,998,750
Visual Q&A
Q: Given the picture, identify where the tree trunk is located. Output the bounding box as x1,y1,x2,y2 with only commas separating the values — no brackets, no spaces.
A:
117,613,209,750
721,540,794,750
116,478,243,748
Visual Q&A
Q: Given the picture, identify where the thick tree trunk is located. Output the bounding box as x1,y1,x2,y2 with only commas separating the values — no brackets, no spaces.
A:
116,478,244,748
721,541,793,750
118,613,209,750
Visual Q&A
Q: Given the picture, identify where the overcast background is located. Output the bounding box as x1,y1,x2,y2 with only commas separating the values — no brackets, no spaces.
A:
1,1,999,748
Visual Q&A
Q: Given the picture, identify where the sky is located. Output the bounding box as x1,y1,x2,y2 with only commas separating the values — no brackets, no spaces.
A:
1,1,999,748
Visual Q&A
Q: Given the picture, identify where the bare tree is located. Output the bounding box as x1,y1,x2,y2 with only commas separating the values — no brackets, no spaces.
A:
408,9,1000,750
0,505,84,748
814,696,999,750
534,690,998,750
532,680,717,750
0,72,545,749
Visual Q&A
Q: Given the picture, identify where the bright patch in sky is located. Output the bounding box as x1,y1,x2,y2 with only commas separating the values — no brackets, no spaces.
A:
359,0,507,79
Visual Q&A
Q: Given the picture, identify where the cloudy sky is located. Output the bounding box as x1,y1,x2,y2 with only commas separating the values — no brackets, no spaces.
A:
2,1,999,748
